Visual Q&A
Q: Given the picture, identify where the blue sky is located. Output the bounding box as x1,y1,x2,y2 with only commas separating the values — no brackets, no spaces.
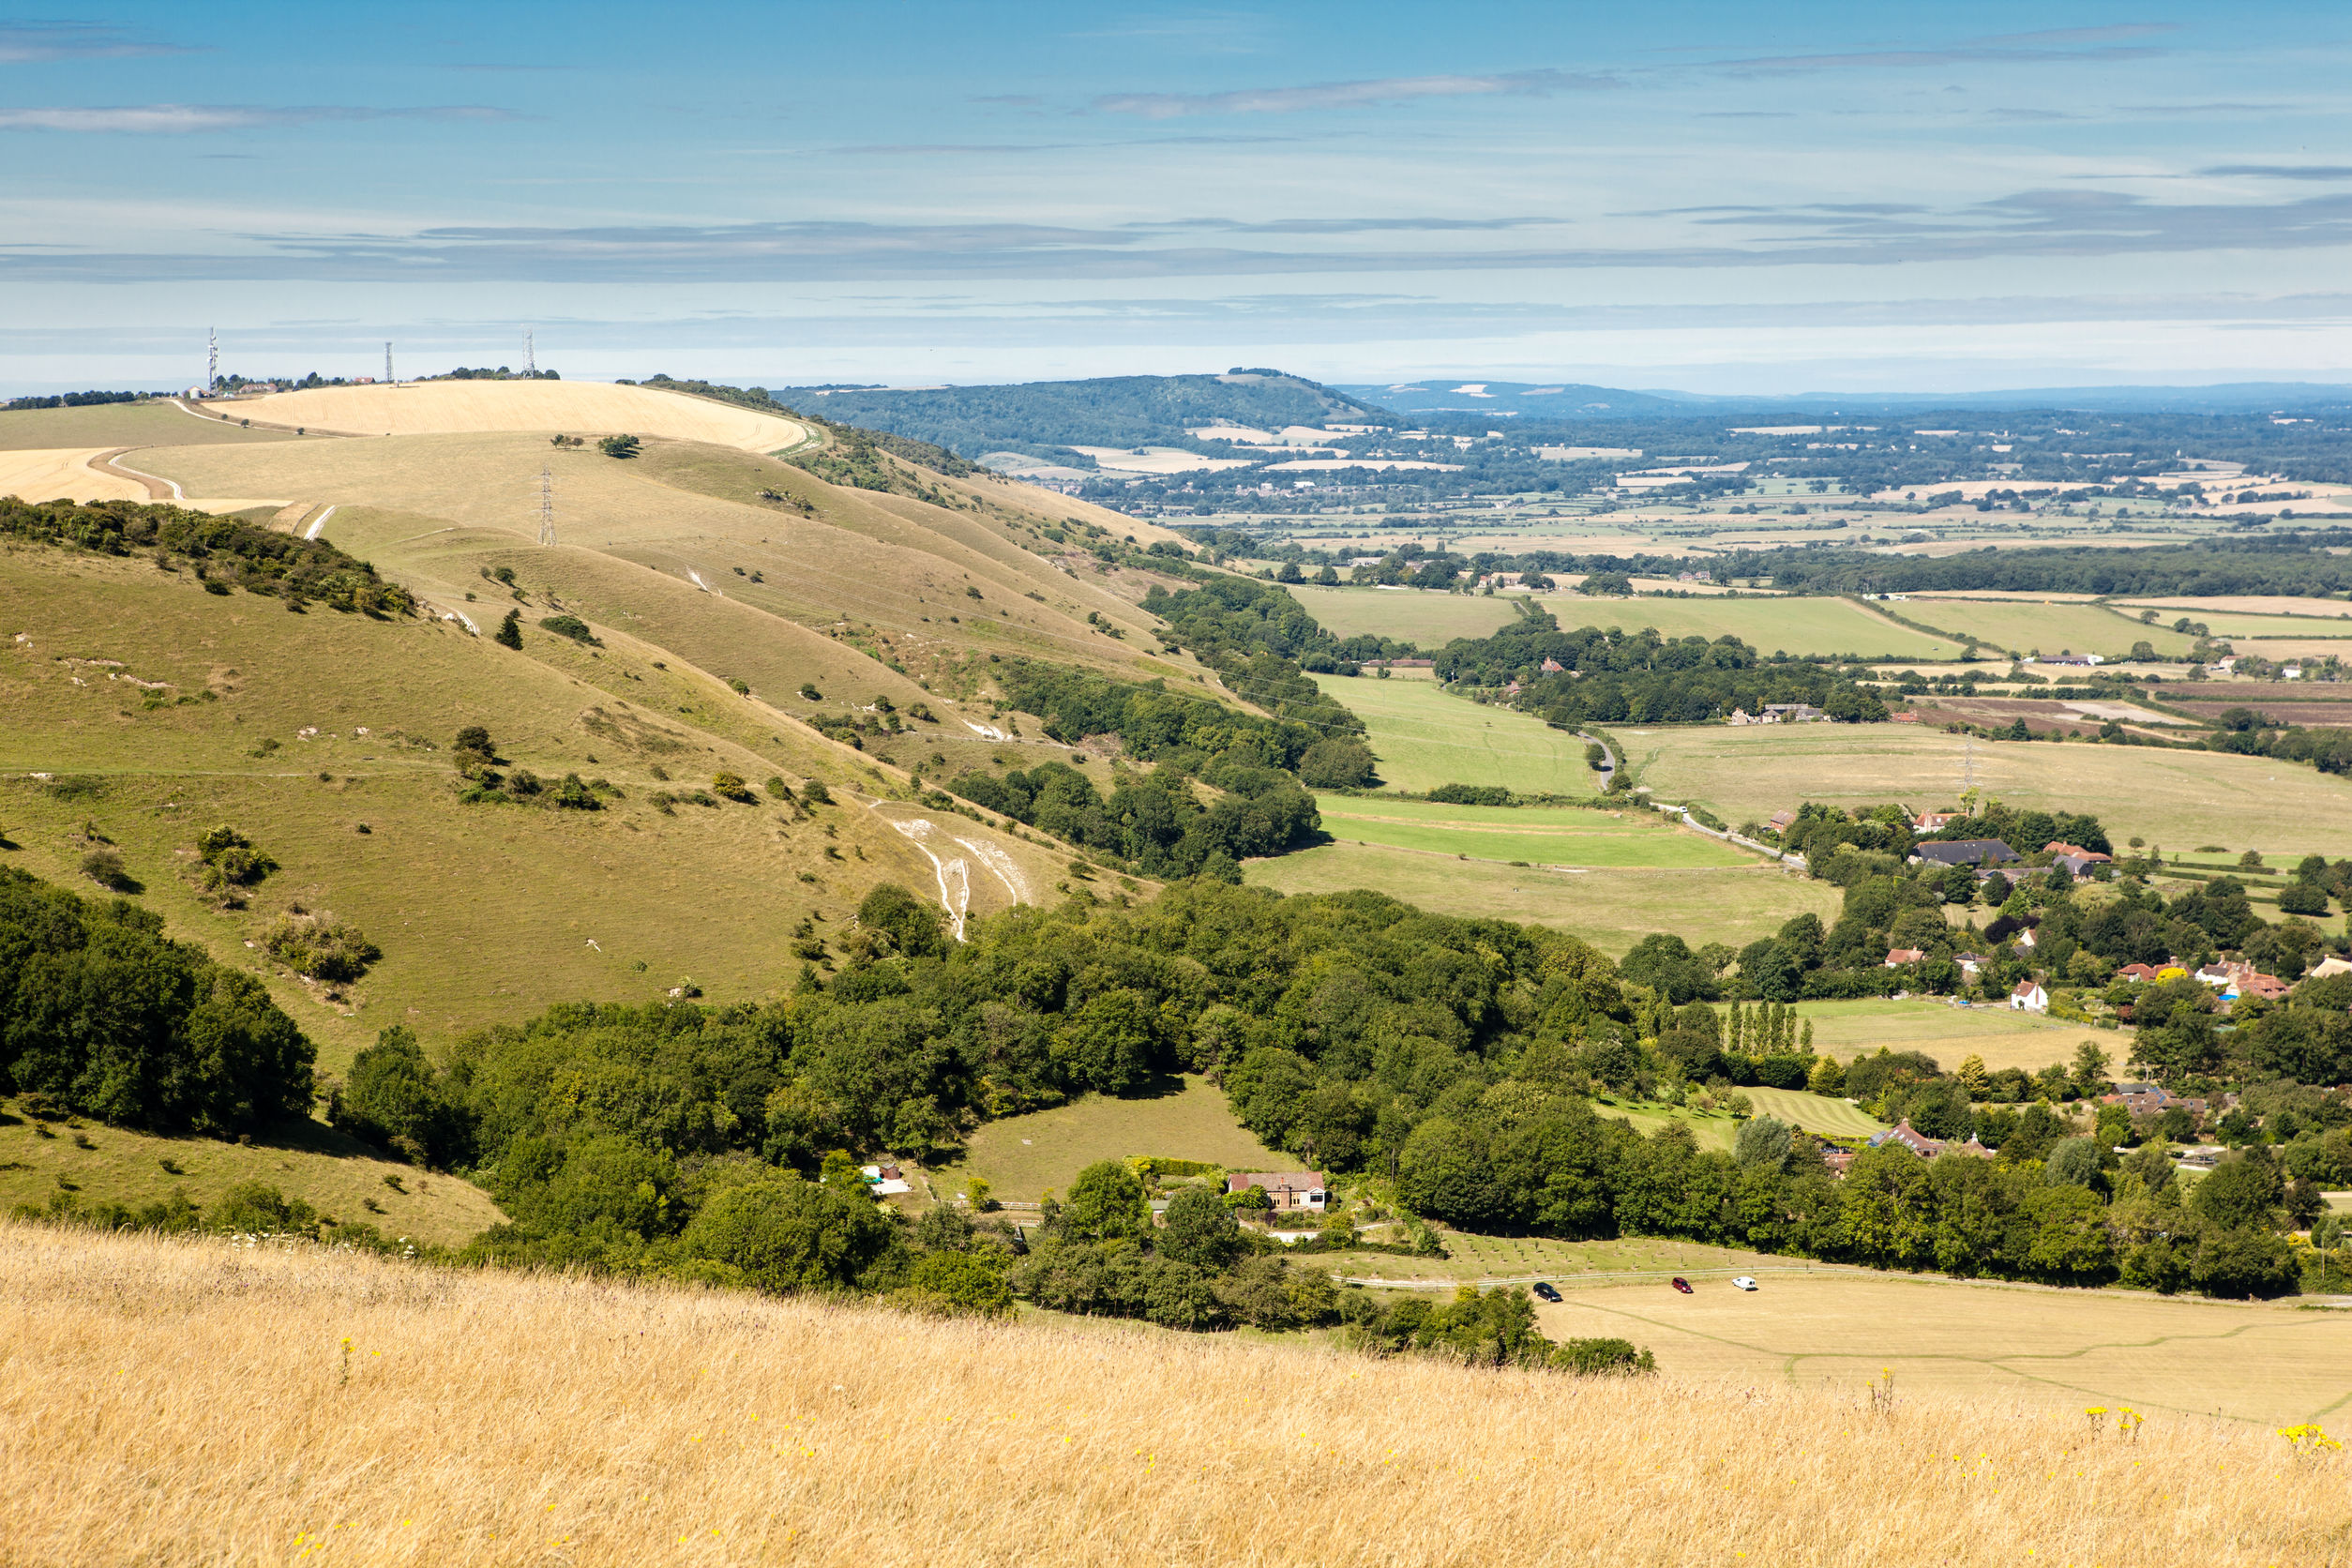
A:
5,0,2351,393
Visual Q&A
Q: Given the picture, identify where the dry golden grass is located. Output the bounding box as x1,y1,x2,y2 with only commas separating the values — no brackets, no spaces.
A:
7,1224,2347,1567
219,381,813,451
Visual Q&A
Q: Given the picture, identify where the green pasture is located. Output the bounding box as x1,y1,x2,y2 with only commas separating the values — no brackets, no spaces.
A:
1314,795,1750,868
951,1077,1289,1200
1906,599,2197,658
1284,584,1519,645
1530,592,1962,660
1308,673,1598,795
1769,997,2097,1076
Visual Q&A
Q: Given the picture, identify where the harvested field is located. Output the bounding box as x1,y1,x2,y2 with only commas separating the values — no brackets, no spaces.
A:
2116,594,2352,619
1621,721,2352,857
1900,599,2197,659
1528,592,1961,659
0,400,305,451
1902,695,2186,734
217,380,813,451
1245,840,1839,957
2168,700,2352,727
0,445,151,503
10,1224,2349,1566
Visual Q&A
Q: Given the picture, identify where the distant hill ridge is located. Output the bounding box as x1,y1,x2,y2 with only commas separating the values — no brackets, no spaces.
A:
773,369,1398,462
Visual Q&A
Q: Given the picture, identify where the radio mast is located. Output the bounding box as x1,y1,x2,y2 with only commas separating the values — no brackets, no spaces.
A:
537,467,556,547
523,329,536,378
384,342,395,385
206,327,218,393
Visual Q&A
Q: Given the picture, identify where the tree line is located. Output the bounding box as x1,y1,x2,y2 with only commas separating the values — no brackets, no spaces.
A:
3,497,415,617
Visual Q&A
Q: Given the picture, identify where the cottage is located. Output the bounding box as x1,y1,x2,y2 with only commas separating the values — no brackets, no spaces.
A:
1226,1172,1330,1213
2116,962,2170,984
1914,811,1961,831
1759,702,1827,722
1953,953,1984,976
2010,979,2049,1013
1868,1121,1944,1157
1540,657,1565,673
1766,809,1796,834
1915,838,2021,867
1884,948,1926,968
2307,955,2352,982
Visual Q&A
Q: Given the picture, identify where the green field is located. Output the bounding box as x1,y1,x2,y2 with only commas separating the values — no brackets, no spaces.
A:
952,1077,1289,1200
1741,1086,1891,1138
1530,592,1963,659
1308,672,1599,795
1621,721,2352,858
1284,584,1520,645
1902,598,2198,659
0,1097,501,1246
1246,841,1840,957
1314,795,1752,868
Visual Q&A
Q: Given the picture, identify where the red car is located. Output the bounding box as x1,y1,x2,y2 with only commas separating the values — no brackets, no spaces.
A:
1670,1276,1694,1294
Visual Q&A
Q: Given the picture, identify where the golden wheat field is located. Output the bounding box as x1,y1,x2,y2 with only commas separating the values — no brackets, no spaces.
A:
215,381,814,451
5,1225,2347,1568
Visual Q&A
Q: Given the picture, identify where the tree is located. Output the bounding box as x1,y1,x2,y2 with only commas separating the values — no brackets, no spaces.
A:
2189,1153,2283,1230
1059,1160,1150,1242
1733,1114,1792,1172
1158,1184,1242,1269
597,433,641,459
2043,1137,2103,1189
680,1172,895,1293
895,1250,1013,1318
1296,737,1377,789
330,1025,464,1166
856,882,947,959
493,610,523,649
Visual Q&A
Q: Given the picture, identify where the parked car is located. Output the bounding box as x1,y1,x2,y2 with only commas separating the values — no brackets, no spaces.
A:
1731,1276,1758,1291
1531,1281,1561,1303
1670,1276,1694,1294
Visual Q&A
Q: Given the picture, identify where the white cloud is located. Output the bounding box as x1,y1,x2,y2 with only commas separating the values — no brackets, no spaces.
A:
0,104,513,134
1093,68,1617,118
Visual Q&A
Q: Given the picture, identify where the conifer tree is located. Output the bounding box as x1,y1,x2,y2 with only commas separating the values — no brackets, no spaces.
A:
494,609,522,649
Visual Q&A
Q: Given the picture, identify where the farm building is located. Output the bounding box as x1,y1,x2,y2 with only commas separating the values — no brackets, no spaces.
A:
1915,838,2021,868
1226,1172,1330,1213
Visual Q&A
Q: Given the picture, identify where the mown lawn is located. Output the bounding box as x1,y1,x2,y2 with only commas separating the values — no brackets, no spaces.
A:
951,1077,1289,1200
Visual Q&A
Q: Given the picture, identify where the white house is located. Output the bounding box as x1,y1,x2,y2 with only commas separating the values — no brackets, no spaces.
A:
2009,980,2049,1013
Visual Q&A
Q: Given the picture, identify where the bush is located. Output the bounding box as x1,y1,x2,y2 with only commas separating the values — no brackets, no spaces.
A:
195,825,278,892
263,910,382,983
597,434,641,459
1427,782,1512,807
79,847,135,892
894,1250,1014,1318
537,614,599,646
712,771,752,802
678,1173,896,1293
211,1181,319,1238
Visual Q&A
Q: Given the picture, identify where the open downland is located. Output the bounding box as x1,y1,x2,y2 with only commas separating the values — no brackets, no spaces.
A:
1622,722,2352,858
0,400,309,452
1308,671,1598,795
1245,841,1840,957
0,1100,499,1247
1768,997,2105,1076
0,550,1062,1071
8,1226,2338,1567
1534,1272,2351,1425
209,379,813,452
952,1077,1288,1200
1313,794,1752,868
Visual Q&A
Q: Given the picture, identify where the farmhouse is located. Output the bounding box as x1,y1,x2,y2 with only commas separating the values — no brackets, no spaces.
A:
1884,948,1926,967
2010,979,2049,1013
1915,838,2021,868
1913,810,1961,831
1866,1122,1997,1161
1226,1172,1330,1213
1766,809,1797,833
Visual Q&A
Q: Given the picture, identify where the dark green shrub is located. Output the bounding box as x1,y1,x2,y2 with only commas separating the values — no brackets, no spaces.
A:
538,614,599,646
263,910,381,983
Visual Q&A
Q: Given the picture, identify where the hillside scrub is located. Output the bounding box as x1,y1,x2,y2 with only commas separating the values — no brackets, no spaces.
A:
0,866,314,1134
0,496,414,616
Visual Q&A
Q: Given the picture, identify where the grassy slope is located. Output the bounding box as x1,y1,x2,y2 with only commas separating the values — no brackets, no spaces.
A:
1247,841,1840,957
1312,795,1751,867
0,400,307,452
1308,671,1598,795
11,1227,2340,1565
954,1077,1289,1199
1621,721,2352,857
0,1100,499,1246
0,548,1069,1073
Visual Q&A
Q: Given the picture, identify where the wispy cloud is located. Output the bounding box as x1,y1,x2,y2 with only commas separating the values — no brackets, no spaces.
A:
0,104,515,133
1708,23,2178,75
1093,68,1618,118
2201,163,2352,181
0,21,194,63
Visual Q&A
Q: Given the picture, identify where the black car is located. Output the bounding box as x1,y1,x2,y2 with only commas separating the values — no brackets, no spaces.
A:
1531,1281,1562,1303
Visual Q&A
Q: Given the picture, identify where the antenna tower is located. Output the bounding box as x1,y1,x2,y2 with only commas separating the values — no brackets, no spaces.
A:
1962,735,1978,799
384,342,395,385
206,327,218,392
523,329,535,378
537,467,556,547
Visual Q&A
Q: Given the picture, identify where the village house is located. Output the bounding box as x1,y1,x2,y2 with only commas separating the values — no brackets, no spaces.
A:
1916,838,2022,868
1760,702,1828,722
1884,948,1926,968
1766,809,1797,834
2010,979,2049,1013
2031,653,2103,667
1225,1172,1330,1213
1913,810,1961,831
1953,953,1984,976
1866,1122,1996,1161
2115,961,2179,984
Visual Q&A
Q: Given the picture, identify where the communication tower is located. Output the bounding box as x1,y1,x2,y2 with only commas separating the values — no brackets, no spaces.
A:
537,467,556,547
206,327,218,393
523,329,535,378
384,342,395,385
